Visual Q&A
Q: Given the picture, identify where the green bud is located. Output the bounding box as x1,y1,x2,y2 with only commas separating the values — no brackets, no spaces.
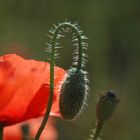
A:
59,68,89,120
96,90,120,123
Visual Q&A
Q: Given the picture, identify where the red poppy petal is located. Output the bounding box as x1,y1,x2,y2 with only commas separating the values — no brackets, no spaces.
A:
0,54,66,125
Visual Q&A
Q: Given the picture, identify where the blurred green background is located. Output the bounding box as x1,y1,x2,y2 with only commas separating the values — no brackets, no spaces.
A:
0,0,140,140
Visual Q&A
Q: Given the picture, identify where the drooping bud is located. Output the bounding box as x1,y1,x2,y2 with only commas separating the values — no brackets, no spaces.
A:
59,68,89,120
96,90,120,123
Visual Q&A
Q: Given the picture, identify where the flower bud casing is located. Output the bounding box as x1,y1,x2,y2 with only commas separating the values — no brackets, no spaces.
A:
96,90,120,123
59,68,88,120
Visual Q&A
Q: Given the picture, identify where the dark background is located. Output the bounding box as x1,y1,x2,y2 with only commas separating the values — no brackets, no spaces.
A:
0,0,140,140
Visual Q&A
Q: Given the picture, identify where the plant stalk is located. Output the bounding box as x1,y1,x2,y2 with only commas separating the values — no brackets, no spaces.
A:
0,126,3,140
35,21,85,140
34,33,55,140
93,122,103,140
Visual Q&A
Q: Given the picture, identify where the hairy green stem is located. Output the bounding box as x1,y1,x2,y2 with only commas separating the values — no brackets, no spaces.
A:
35,22,85,140
34,36,55,140
0,126,3,140
93,122,103,140
54,22,84,70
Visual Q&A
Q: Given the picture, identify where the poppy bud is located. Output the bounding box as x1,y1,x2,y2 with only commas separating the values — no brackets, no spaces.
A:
96,90,120,123
59,68,88,120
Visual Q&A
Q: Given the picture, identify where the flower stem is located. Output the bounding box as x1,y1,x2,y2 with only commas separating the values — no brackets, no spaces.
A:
35,21,87,140
34,34,55,140
0,126,3,140
93,121,103,140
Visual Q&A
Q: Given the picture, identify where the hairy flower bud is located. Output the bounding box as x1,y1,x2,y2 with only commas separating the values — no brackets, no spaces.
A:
59,68,88,120
96,90,120,123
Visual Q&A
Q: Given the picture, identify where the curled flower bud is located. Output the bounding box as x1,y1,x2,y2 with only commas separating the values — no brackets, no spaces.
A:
96,90,120,123
59,68,89,120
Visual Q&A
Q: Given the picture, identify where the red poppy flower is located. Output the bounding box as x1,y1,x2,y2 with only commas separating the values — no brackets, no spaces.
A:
0,54,67,126
4,117,57,140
